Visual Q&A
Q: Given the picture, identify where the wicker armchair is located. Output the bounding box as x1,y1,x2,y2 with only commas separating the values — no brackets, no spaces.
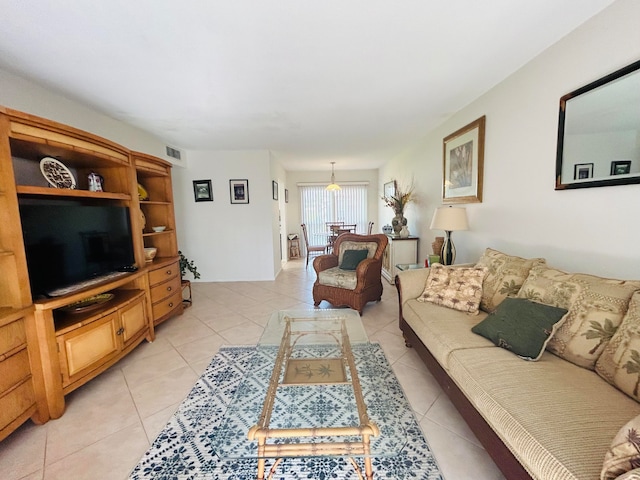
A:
312,233,389,315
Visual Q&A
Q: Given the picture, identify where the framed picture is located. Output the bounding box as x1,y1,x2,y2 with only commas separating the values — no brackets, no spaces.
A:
229,179,249,204
272,181,278,200
383,180,396,199
442,116,485,204
574,163,594,180
193,179,213,202
285,188,289,203
610,160,631,175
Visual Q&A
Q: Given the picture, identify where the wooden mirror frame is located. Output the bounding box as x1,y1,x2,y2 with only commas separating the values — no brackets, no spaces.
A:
555,59,640,190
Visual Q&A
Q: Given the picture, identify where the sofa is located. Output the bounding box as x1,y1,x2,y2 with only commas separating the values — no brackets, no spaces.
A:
396,248,640,480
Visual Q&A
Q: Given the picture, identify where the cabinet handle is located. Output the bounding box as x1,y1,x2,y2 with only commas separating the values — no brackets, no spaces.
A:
166,269,173,275
168,302,174,308
116,327,125,336
167,286,172,291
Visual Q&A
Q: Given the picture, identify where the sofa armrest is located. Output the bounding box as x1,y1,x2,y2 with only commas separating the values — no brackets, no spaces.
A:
396,268,430,303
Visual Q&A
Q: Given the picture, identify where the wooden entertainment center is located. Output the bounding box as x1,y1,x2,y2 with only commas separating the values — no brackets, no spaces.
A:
0,107,182,440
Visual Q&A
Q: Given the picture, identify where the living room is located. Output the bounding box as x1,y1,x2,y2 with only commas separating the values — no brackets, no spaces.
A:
1,1,639,479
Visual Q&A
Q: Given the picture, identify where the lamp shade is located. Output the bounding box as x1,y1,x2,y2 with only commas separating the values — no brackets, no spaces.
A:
325,162,341,191
430,206,469,232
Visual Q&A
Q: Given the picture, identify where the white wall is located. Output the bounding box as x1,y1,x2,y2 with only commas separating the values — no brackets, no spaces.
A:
0,68,178,165
284,169,379,240
380,0,640,279
173,150,280,282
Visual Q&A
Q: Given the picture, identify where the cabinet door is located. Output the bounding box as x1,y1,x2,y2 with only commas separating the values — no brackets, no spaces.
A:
119,297,147,346
57,313,119,386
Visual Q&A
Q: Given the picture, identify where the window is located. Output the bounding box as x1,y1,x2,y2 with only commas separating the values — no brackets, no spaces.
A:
299,184,368,238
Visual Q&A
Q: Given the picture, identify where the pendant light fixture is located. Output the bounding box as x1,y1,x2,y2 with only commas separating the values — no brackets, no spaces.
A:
326,162,341,191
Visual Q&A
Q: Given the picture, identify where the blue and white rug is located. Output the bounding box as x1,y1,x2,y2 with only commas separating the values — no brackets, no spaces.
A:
129,344,443,480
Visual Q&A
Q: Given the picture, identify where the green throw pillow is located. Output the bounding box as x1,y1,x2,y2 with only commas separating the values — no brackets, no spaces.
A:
340,249,369,270
471,297,568,361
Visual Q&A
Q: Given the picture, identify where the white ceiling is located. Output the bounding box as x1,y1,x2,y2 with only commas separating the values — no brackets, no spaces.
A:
0,0,616,171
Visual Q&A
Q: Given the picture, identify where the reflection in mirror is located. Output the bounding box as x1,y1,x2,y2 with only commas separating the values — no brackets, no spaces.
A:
555,59,640,190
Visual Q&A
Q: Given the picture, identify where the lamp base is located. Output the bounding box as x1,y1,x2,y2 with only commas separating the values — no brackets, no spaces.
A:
440,231,456,265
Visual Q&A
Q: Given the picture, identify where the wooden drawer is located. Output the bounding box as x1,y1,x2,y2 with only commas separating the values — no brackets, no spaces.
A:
148,261,179,286
0,319,26,357
150,275,181,304
152,291,182,320
0,378,35,430
0,349,31,394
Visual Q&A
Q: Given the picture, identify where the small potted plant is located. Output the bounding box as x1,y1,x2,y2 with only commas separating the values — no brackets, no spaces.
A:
179,251,200,280
179,251,200,308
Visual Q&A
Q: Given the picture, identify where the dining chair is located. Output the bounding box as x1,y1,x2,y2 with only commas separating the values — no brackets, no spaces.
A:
301,224,329,268
367,221,374,234
336,224,357,235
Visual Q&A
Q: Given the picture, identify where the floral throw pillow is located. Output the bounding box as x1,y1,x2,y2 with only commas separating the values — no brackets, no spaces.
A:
517,265,640,370
417,264,487,314
475,248,546,313
601,414,640,480
596,291,640,402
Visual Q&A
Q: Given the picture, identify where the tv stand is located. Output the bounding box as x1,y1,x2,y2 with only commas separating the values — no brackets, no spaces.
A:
0,107,182,438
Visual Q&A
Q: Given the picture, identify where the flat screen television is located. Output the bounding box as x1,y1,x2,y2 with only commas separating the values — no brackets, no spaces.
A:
19,199,136,298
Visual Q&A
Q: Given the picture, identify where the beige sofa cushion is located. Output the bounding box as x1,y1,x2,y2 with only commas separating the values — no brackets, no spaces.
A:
402,298,492,368
448,347,640,480
475,248,546,313
601,414,640,480
517,265,640,370
417,264,487,314
596,291,640,403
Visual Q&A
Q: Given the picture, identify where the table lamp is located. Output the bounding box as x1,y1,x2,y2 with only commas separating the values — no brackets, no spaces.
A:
430,206,469,265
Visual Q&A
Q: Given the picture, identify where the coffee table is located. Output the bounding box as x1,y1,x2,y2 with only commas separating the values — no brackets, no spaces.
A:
248,309,380,480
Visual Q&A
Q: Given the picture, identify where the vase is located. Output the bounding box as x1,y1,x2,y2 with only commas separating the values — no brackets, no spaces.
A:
391,213,407,235
399,225,410,238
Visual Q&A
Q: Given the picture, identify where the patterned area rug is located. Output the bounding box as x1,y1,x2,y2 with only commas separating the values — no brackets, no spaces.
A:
129,344,443,479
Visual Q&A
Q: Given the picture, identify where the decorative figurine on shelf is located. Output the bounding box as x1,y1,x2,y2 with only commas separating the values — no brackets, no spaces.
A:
87,172,104,192
381,179,415,235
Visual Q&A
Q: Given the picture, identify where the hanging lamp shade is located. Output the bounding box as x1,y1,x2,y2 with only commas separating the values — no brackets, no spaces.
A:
326,162,341,191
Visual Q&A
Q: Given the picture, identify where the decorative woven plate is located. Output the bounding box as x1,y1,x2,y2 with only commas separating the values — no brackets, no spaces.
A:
40,157,76,189
60,293,114,314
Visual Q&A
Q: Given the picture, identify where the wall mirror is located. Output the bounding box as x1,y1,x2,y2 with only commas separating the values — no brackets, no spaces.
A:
555,59,640,190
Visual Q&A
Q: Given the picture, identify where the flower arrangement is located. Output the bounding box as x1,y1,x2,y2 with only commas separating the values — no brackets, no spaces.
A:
381,179,415,215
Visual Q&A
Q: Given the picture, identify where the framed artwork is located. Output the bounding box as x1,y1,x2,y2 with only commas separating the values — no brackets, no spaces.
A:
610,160,631,175
229,179,249,204
272,181,278,200
573,163,594,180
383,180,396,199
193,179,213,202
285,188,289,203
442,116,485,204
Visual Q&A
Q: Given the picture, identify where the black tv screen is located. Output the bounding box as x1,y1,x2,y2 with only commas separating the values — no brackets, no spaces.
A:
19,200,135,297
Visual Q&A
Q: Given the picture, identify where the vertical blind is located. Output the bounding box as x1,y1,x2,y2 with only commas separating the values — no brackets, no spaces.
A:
299,184,368,239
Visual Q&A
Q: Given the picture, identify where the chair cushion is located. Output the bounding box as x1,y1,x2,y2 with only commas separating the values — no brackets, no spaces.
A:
517,265,640,370
340,249,369,270
337,241,377,265
318,266,358,290
471,297,568,361
475,248,546,313
417,264,487,314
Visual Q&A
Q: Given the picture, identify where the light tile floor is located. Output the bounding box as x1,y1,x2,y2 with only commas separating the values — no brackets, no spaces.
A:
0,260,505,480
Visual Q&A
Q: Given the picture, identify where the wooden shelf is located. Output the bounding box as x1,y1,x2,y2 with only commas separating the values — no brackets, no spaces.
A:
53,289,144,335
140,200,171,206
16,185,130,201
